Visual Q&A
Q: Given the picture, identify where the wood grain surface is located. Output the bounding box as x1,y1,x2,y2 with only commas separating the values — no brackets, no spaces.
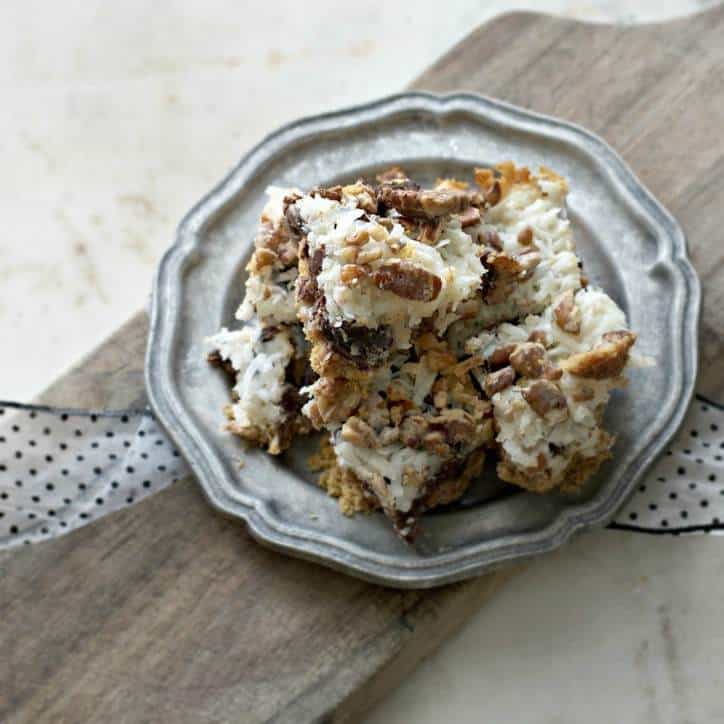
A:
2,7,722,723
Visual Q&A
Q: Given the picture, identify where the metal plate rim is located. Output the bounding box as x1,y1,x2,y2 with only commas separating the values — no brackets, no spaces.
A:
145,91,700,588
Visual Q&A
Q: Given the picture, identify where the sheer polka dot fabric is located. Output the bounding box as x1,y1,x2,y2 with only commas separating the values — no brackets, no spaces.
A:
1,396,724,548
612,397,724,533
0,403,189,548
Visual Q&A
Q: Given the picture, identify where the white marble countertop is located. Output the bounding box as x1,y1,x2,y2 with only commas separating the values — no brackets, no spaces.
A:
3,2,721,722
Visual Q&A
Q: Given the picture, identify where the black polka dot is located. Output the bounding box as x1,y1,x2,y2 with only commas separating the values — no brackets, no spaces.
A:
0,436,5,443
689,482,697,490
95,498,103,505
61,414,68,421
93,467,102,475
657,476,666,483
29,411,36,419
704,442,711,448
47,510,55,517
59,443,67,450
76,455,84,462
10,525,18,534
661,520,669,527
0,464,5,472
74,429,83,437
111,481,119,489
43,427,51,435
649,503,658,511
696,458,704,464
29,469,37,476
126,496,134,504
142,480,151,489
683,450,691,455
123,441,131,448
63,498,71,505
90,414,98,423
44,455,53,463
138,430,146,437
27,513,36,520
126,466,134,474
121,415,129,423
709,474,717,482
172,451,180,458
690,430,698,438
106,431,114,438
0,492,7,500
61,469,69,476
79,513,89,520
669,492,677,500
14,451,22,459
28,440,36,447
155,439,163,446
701,500,709,508
12,425,19,432
681,510,688,519
15,480,22,488
59,521,67,527
108,454,117,460
31,495,40,503
158,465,166,472
91,442,99,449
78,483,86,491
0,512,3,518
45,483,54,491
713,517,721,525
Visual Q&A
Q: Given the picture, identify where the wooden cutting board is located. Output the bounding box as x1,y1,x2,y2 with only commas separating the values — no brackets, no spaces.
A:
3,8,723,723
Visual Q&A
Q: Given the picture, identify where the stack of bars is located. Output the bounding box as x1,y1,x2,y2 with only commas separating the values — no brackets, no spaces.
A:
207,163,644,539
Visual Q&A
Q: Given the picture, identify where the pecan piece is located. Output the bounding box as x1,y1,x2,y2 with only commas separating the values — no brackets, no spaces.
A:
522,380,568,418
377,185,486,219
478,227,503,250
340,264,367,286
459,206,481,228
509,342,547,378
372,261,442,302
483,366,516,396
554,290,582,334
488,344,517,369
517,226,534,245
562,330,636,379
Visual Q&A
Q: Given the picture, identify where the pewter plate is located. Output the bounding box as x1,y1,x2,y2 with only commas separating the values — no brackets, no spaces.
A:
146,93,699,588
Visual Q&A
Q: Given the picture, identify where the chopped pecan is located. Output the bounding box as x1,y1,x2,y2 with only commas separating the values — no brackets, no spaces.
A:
509,342,547,378
377,185,486,219
347,229,370,246
372,261,442,302
340,264,367,286
517,226,534,245
528,329,548,346
517,250,541,279
522,380,568,418
483,366,516,396
554,290,581,334
312,185,343,202
341,417,378,448
376,166,410,184
459,207,481,228
418,219,443,244
309,248,324,276
562,330,636,379
488,344,517,368
479,228,503,250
